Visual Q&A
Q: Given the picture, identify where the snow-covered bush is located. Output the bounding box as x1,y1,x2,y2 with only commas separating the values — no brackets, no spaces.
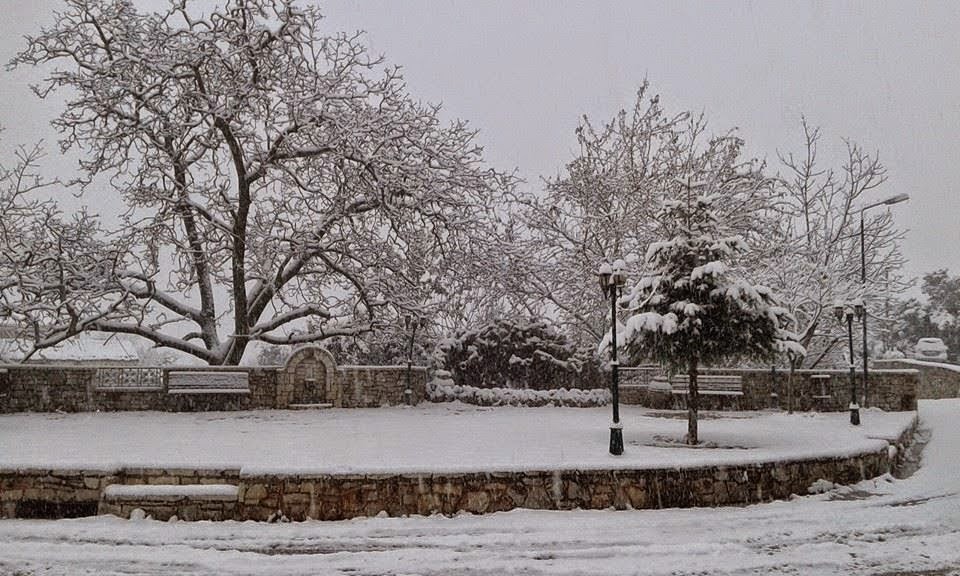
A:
436,319,603,390
427,370,609,407
879,348,906,360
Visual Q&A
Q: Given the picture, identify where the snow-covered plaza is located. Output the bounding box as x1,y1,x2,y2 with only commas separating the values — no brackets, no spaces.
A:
2,0,959,573
0,403,914,474
0,400,957,575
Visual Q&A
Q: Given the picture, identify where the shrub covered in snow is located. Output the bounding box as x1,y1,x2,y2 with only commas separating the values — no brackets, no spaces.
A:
427,371,610,407
436,319,603,390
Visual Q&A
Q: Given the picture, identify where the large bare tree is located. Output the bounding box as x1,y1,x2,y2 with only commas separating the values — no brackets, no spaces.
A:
518,83,778,346
765,119,907,368
8,0,511,364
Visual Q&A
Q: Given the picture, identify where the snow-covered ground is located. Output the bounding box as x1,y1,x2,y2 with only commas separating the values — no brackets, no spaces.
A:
2,402,958,575
0,404,913,474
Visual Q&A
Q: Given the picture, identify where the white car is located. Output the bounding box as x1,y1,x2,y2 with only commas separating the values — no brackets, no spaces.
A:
914,337,949,361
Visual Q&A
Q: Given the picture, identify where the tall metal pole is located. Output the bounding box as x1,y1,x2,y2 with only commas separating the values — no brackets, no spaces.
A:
857,194,909,407
847,313,861,426
609,284,623,455
405,320,417,406
860,214,869,408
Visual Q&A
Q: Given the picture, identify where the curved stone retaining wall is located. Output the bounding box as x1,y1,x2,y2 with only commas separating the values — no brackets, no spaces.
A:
237,452,891,521
0,416,918,521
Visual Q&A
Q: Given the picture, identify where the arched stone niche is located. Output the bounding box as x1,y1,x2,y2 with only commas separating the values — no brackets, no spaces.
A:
278,346,339,407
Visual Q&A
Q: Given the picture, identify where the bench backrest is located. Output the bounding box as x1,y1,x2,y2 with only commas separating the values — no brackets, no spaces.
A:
654,374,743,392
167,371,250,393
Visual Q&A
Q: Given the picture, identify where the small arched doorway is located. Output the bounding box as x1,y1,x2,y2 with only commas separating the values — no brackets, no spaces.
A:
281,346,338,406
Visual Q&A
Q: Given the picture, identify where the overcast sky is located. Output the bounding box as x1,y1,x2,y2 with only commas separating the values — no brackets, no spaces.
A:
1,1,958,287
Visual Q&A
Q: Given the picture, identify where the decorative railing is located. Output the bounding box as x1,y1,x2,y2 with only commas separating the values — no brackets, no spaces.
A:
94,367,164,391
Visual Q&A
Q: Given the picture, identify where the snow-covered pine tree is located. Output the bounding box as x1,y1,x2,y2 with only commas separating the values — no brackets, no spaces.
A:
619,181,804,444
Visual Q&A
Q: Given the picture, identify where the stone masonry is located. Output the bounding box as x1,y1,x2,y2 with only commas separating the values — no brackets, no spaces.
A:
619,367,919,412
874,359,960,400
0,416,916,521
0,346,427,413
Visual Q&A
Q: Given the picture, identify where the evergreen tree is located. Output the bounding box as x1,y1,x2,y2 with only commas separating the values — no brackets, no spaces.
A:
619,182,803,444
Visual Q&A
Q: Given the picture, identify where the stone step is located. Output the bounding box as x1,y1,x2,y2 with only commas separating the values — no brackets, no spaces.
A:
103,483,238,503
100,483,239,521
288,403,334,410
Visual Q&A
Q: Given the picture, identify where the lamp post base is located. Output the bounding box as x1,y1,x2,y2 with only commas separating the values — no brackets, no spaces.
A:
850,403,861,426
609,424,624,455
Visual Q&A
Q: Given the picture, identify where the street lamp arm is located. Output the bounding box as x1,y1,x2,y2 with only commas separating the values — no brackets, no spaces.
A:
861,193,910,213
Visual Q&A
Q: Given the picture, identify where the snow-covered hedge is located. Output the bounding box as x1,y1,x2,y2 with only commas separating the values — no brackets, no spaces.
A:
428,371,610,407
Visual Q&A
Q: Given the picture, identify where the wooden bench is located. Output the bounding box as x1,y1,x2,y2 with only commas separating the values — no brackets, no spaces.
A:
655,374,744,396
654,374,743,409
166,371,250,394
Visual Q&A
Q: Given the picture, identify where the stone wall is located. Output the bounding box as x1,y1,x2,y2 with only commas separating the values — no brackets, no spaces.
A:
0,346,427,413
237,451,894,520
0,466,238,520
620,367,919,412
0,418,915,521
874,359,960,399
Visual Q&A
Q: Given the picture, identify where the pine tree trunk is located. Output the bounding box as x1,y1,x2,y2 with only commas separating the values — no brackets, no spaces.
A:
687,358,699,445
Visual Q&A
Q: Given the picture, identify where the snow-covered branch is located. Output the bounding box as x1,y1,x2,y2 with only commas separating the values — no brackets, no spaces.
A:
8,0,514,364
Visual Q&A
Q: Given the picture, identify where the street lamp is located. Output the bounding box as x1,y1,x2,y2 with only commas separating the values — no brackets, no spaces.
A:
859,193,909,406
598,258,627,455
403,314,427,406
834,299,865,425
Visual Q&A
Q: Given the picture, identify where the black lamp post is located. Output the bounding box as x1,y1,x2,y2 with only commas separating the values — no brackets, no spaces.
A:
834,299,865,426
403,314,426,406
598,258,627,455
858,193,909,407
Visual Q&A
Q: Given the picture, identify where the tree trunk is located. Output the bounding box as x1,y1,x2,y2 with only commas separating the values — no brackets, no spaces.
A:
687,358,699,445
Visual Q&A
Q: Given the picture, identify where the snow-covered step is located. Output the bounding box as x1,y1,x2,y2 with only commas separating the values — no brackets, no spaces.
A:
100,484,239,521
288,403,334,410
103,484,239,502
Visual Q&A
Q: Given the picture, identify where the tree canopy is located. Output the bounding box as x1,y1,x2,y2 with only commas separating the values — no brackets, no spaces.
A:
7,0,512,364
